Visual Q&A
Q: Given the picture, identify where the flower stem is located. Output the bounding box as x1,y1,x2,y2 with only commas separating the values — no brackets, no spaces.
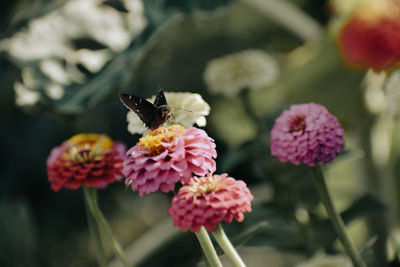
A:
84,191,109,267
83,187,130,267
195,227,223,267
311,165,365,267
212,224,246,267
242,0,322,42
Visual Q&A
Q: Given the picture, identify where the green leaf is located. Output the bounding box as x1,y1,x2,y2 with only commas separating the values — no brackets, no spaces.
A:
231,221,269,246
341,194,387,224
218,141,256,172
309,194,387,249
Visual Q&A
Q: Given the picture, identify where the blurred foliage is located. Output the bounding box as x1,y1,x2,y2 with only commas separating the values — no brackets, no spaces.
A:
0,0,397,266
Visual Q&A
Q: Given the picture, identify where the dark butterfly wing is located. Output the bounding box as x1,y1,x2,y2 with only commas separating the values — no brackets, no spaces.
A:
153,89,168,107
119,94,159,128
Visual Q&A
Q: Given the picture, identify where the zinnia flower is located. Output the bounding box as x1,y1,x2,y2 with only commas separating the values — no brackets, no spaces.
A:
47,134,125,191
337,0,400,71
204,49,280,96
127,92,211,135
168,173,253,232
270,103,344,166
123,125,217,196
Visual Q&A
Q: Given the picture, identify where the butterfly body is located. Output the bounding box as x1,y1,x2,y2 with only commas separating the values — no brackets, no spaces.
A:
120,89,171,130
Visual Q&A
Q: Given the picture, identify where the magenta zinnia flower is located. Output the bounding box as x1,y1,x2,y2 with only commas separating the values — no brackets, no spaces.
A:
168,173,253,232
47,134,125,191
270,103,344,166
123,125,217,196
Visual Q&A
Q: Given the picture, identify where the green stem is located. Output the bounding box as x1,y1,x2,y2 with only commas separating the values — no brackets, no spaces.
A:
212,224,246,267
84,191,109,267
195,227,223,267
83,187,130,267
241,0,322,42
311,165,365,267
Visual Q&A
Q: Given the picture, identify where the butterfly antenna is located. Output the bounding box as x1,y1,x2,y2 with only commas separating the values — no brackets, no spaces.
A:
169,106,193,113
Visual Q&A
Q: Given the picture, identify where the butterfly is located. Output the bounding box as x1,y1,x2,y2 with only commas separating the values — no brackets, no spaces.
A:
120,89,172,130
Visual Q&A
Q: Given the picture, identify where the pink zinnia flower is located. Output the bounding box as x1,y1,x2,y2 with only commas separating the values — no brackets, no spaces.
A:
337,0,400,71
123,125,217,196
168,173,253,232
47,134,125,192
270,103,344,167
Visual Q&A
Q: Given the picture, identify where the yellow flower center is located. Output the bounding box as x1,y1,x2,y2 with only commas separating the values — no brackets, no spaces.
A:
357,0,400,22
63,134,113,164
138,125,184,156
184,173,232,196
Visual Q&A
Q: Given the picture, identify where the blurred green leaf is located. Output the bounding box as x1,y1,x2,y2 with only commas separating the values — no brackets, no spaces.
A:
359,236,381,267
310,194,387,249
166,0,233,13
219,141,257,172
233,204,303,251
232,221,269,246
245,221,301,249
341,194,387,224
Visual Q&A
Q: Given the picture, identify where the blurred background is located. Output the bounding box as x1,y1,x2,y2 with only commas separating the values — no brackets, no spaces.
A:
1,0,398,266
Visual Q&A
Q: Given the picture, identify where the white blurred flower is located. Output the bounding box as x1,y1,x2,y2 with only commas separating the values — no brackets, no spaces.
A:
71,49,113,73
295,254,352,267
45,83,65,100
2,0,146,60
14,82,40,106
0,0,146,108
127,92,211,135
203,49,280,97
385,69,400,124
21,67,41,89
40,59,71,85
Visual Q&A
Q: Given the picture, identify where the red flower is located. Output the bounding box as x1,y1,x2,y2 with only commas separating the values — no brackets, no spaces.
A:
47,134,125,191
168,173,253,232
337,1,400,71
